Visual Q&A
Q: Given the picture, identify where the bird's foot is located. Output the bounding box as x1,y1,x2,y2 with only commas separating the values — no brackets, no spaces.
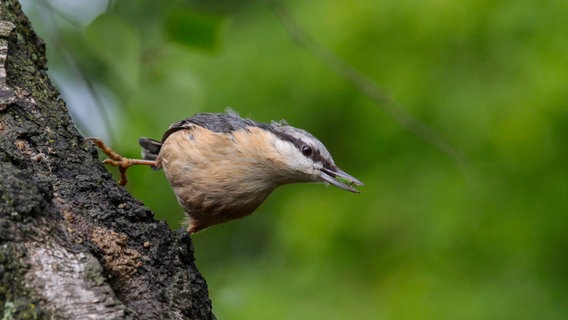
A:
84,137,156,186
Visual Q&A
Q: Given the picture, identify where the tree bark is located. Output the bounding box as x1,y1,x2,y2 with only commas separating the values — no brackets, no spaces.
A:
0,1,214,319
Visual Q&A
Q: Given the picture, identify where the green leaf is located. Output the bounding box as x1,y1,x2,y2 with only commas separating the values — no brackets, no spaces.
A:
165,9,225,52
85,13,140,95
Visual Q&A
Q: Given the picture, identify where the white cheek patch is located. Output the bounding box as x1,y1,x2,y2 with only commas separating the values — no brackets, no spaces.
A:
272,138,294,157
272,138,314,170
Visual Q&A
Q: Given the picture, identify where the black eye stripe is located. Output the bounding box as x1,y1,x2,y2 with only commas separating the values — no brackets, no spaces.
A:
267,127,327,164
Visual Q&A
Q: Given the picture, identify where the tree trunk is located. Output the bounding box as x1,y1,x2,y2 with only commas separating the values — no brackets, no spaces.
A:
0,1,214,319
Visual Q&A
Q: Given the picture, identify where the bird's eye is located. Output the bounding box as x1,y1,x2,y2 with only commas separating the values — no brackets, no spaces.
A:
301,145,312,156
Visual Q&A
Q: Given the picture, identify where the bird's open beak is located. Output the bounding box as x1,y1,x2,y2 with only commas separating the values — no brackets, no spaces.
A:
320,166,364,193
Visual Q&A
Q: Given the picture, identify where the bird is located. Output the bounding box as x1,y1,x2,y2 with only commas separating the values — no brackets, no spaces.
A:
86,111,363,233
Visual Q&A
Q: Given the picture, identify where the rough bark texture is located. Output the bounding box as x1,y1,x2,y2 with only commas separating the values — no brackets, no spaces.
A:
0,1,214,319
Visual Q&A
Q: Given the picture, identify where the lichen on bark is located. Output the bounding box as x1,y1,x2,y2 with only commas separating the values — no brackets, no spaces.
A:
0,1,214,319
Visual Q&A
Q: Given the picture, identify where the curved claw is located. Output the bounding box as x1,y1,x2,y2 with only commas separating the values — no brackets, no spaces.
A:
85,137,157,186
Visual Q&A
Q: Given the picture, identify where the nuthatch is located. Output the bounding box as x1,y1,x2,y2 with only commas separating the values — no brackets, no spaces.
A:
87,112,363,233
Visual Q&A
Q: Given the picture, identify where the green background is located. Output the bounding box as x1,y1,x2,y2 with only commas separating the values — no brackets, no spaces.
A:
23,0,568,319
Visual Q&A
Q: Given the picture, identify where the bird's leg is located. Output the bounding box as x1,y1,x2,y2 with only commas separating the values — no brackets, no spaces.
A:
84,137,157,186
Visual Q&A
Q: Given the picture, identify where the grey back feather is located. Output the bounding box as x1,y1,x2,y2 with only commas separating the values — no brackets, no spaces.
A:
140,111,335,168
160,112,270,143
138,138,162,161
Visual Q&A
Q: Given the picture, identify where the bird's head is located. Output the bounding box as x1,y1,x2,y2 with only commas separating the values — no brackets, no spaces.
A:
267,121,363,193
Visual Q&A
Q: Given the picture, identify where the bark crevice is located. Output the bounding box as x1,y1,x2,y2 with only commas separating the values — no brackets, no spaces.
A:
0,1,214,319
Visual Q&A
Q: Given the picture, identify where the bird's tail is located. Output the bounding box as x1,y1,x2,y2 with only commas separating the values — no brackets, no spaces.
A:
138,137,162,161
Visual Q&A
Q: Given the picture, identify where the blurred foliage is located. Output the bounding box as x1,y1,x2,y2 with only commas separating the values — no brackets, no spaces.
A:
23,0,568,319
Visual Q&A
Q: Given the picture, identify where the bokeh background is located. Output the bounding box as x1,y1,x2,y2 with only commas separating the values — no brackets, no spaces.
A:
22,0,568,319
